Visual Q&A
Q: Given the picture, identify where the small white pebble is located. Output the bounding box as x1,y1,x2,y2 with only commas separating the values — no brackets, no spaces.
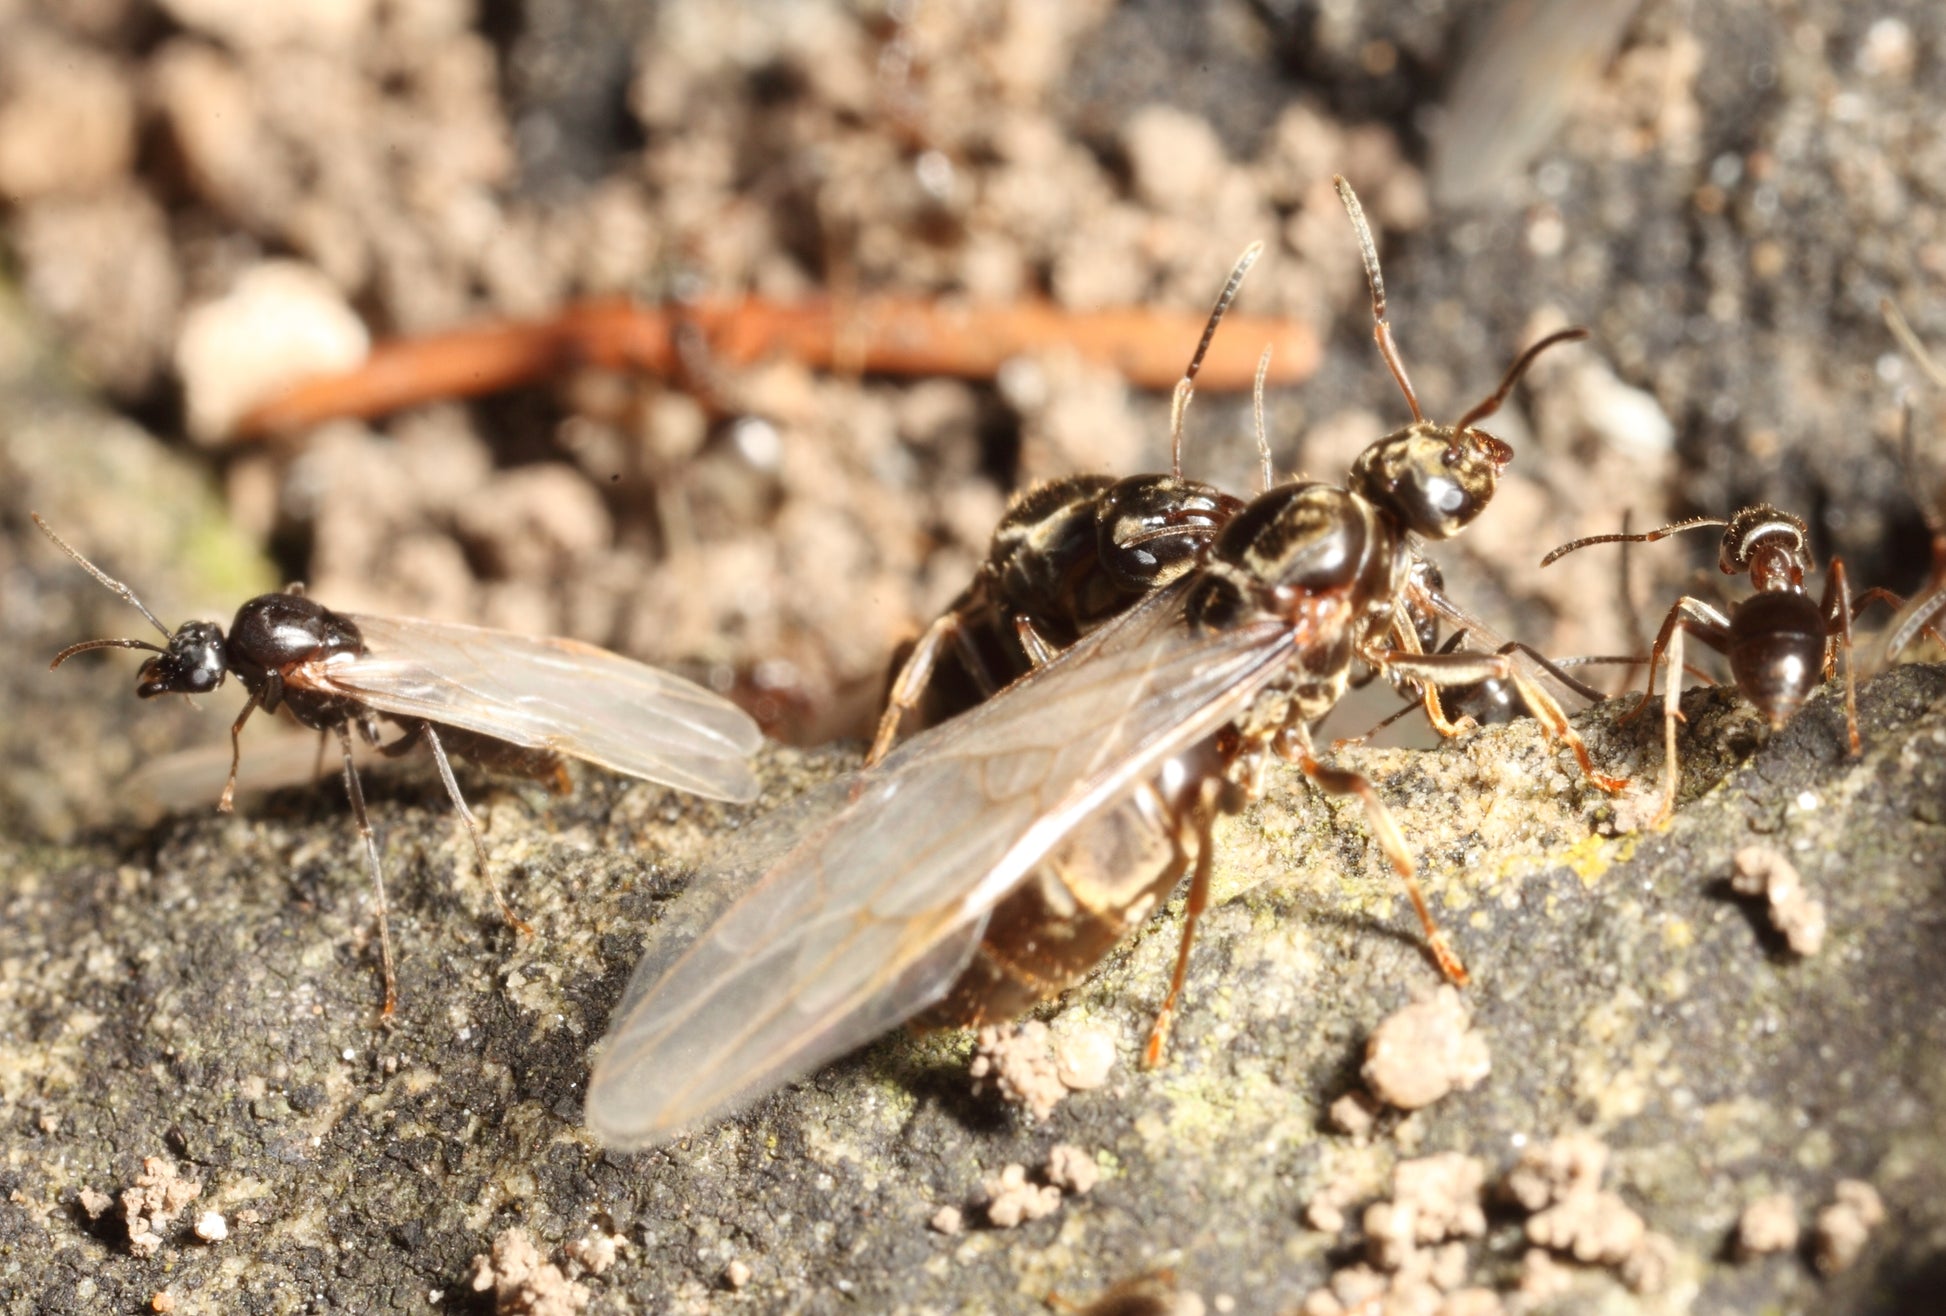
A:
723,1258,751,1290
193,1210,228,1243
929,1205,963,1235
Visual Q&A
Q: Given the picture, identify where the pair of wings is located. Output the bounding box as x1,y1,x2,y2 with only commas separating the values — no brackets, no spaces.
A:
307,614,764,803
585,580,1306,1150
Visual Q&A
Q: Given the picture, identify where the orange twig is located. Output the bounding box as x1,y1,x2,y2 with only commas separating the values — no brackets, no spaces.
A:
232,295,1320,438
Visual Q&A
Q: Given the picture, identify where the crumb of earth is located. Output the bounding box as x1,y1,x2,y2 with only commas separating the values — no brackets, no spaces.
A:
77,1187,113,1219
722,1258,752,1290
929,1205,964,1235
970,1021,1065,1120
971,1020,1112,1120
1735,1192,1799,1258
1813,1179,1886,1275
149,1294,175,1314
193,1209,229,1242
470,1227,592,1316
1503,1135,1682,1295
982,1163,1063,1229
1361,985,1492,1111
1731,845,1827,956
1500,1134,1607,1212
1052,1022,1117,1092
1045,1143,1100,1195
1296,1153,1490,1312
120,1156,203,1258
1327,1091,1381,1141
563,1229,626,1277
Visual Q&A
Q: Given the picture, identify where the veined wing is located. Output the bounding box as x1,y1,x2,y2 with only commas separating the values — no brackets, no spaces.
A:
313,615,763,802
587,582,1306,1149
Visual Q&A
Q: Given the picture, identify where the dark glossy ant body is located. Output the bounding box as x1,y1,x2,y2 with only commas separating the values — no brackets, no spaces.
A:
1542,504,1913,822
34,514,761,1016
587,177,1633,1149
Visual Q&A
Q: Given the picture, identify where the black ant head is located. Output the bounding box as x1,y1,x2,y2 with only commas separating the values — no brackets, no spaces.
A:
33,513,230,697
1331,175,1583,545
1348,424,1514,540
134,621,229,697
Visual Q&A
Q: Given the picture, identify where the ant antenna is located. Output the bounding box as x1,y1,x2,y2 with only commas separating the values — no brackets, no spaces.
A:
32,513,174,642
1335,175,1423,425
1454,326,1588,436
1253,345,1275,493
1171,240,1265,479
1884,297,1946,389
1539,514,1728,568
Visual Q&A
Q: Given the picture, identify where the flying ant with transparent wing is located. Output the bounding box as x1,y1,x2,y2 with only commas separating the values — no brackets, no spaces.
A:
586,177,1626,1150
1537,496,1932,823
34,514,764,1016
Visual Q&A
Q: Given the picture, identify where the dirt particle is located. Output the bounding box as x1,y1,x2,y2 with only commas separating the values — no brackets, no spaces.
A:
173,260,370,442
1361,985,1492,1110
1526,1190,1647,1265
563,1230,626,1277
193,1209,229,1243
1732,846,1827,956
928,1204,963,1235
982,1163,1062,1229
1501,1134,1608,1212
1813,1179,1886,1275
1052,1023,1117,1091
969,1020,1068,1121
78,1187,113,1219
1326,1091,1381,1141
470,1227,591,1316
1735,1192,1799,1257
1045,1143,1099,1196
722,1258,752,1291
120,1156,203,1259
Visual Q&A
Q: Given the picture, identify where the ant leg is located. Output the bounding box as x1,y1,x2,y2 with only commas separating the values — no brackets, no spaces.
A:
1379,648,1631,794
421,722,532,936
1820,559,1863,756
1284,727,1468,985
336,723,397,1019
216,691,265,814
868,610,963,767
1014,615,1058,668
1847,582,1946,660
1651,623,1688,823
1143,781,1224,1068
1391,617,1478,739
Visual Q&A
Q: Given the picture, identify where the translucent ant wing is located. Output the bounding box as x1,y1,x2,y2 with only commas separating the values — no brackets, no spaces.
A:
312,615,764,803
586,582,1301,1149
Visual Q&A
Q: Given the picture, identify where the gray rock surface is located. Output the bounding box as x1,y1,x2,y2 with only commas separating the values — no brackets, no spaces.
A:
2,614,1942,1311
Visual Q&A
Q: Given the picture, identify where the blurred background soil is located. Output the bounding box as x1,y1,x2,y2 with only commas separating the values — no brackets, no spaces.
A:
3,0,1943,838
1,0,1945,1311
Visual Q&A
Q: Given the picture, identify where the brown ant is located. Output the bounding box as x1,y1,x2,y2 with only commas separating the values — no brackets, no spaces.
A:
1541,504,1913,822
587,177,1627,1148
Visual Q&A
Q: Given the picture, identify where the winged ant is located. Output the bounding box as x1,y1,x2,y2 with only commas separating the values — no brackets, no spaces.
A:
35,514,764,1015
585,177,1624,1149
